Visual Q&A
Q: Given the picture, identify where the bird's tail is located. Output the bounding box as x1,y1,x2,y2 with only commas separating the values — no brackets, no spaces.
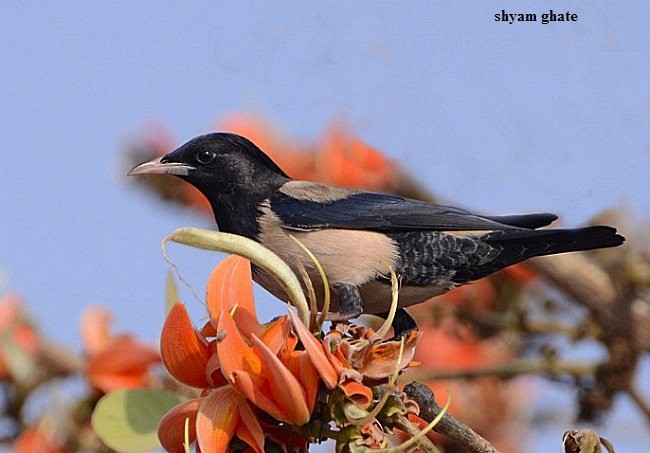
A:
486,226,625,262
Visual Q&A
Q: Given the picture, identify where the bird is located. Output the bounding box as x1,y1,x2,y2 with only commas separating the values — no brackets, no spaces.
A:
129,133,625,332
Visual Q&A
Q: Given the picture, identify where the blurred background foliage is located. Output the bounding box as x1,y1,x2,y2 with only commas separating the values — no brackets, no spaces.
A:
1,2,648,451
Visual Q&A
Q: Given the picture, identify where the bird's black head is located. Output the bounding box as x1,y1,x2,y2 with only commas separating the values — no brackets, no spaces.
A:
129,133,291,235
130,132,288,190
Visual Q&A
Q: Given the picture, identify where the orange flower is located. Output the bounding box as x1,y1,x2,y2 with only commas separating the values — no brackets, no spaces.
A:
158,254,430,451
204,253,263,339
160,303,213,388
196,386,264,452
288,310,421,409
158,256,314,452
157,307,267,452
158,389,265,453
80,306,161,393
217,309,311,425
157,398,202,452
315,125,395,190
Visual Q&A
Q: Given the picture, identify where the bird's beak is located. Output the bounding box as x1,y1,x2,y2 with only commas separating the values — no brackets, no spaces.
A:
127,157,195,176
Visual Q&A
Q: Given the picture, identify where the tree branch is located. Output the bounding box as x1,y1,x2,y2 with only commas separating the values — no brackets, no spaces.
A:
403,382,499,453
405,360,597,381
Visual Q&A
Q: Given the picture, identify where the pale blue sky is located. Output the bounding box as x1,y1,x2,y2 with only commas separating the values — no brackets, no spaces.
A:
1,2,649,451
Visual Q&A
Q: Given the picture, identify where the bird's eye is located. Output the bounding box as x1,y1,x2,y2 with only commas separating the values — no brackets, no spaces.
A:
196,150,216,164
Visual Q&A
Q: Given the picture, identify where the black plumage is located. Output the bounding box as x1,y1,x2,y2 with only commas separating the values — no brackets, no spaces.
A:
270,190,560,232
129,133,625,329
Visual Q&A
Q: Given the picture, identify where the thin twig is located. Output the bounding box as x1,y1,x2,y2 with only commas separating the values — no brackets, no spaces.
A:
626,385,650,427
38,341,83,374
528,254,617,321
403,382,499,453
524,320,598,339
404,360,597,381
393,414,440,453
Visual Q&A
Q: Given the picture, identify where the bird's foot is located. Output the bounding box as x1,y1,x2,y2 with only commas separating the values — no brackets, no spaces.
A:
325,310,362,323
327,283,363,323
377,308,418,339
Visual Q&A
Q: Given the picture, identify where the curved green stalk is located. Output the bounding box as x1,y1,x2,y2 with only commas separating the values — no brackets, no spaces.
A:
369,392,452,453
376,267,399,339
162,227,309,325
288,234,331,331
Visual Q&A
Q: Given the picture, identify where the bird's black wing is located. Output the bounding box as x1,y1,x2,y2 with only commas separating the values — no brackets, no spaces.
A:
268,184,557,232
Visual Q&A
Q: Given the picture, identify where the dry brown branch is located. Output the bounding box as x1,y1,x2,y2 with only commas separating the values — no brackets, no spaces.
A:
527,239,650,426
403,382,500,453
38,341,84,375
529,254,618,319
405,359,597,381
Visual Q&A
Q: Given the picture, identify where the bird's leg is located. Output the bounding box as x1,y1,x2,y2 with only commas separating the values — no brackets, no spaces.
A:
329,283,363,322
378,308,418,338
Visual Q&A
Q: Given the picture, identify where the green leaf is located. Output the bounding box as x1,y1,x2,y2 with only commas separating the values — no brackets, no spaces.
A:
165,270,179,314
91,388,184,453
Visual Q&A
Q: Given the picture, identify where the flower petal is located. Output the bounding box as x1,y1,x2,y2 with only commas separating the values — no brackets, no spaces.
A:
357,330,421,380
258,315,290,354
199,320,217,338
319,127,393,190
161,303,211,388
235,398,264,453
331,347,350,370
196,387,239,452
229,370,284,422
340,376,373,409
205,347,228,389
288,309,338,389
80,306,112,355
217,311,261,379
251,334,310,425
281,350,320,413
157,398,202,453
86,336,160,392
206,256,263,338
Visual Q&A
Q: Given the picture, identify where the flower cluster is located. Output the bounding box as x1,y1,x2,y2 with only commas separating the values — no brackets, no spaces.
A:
157,255,422,452
81,306,161,393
